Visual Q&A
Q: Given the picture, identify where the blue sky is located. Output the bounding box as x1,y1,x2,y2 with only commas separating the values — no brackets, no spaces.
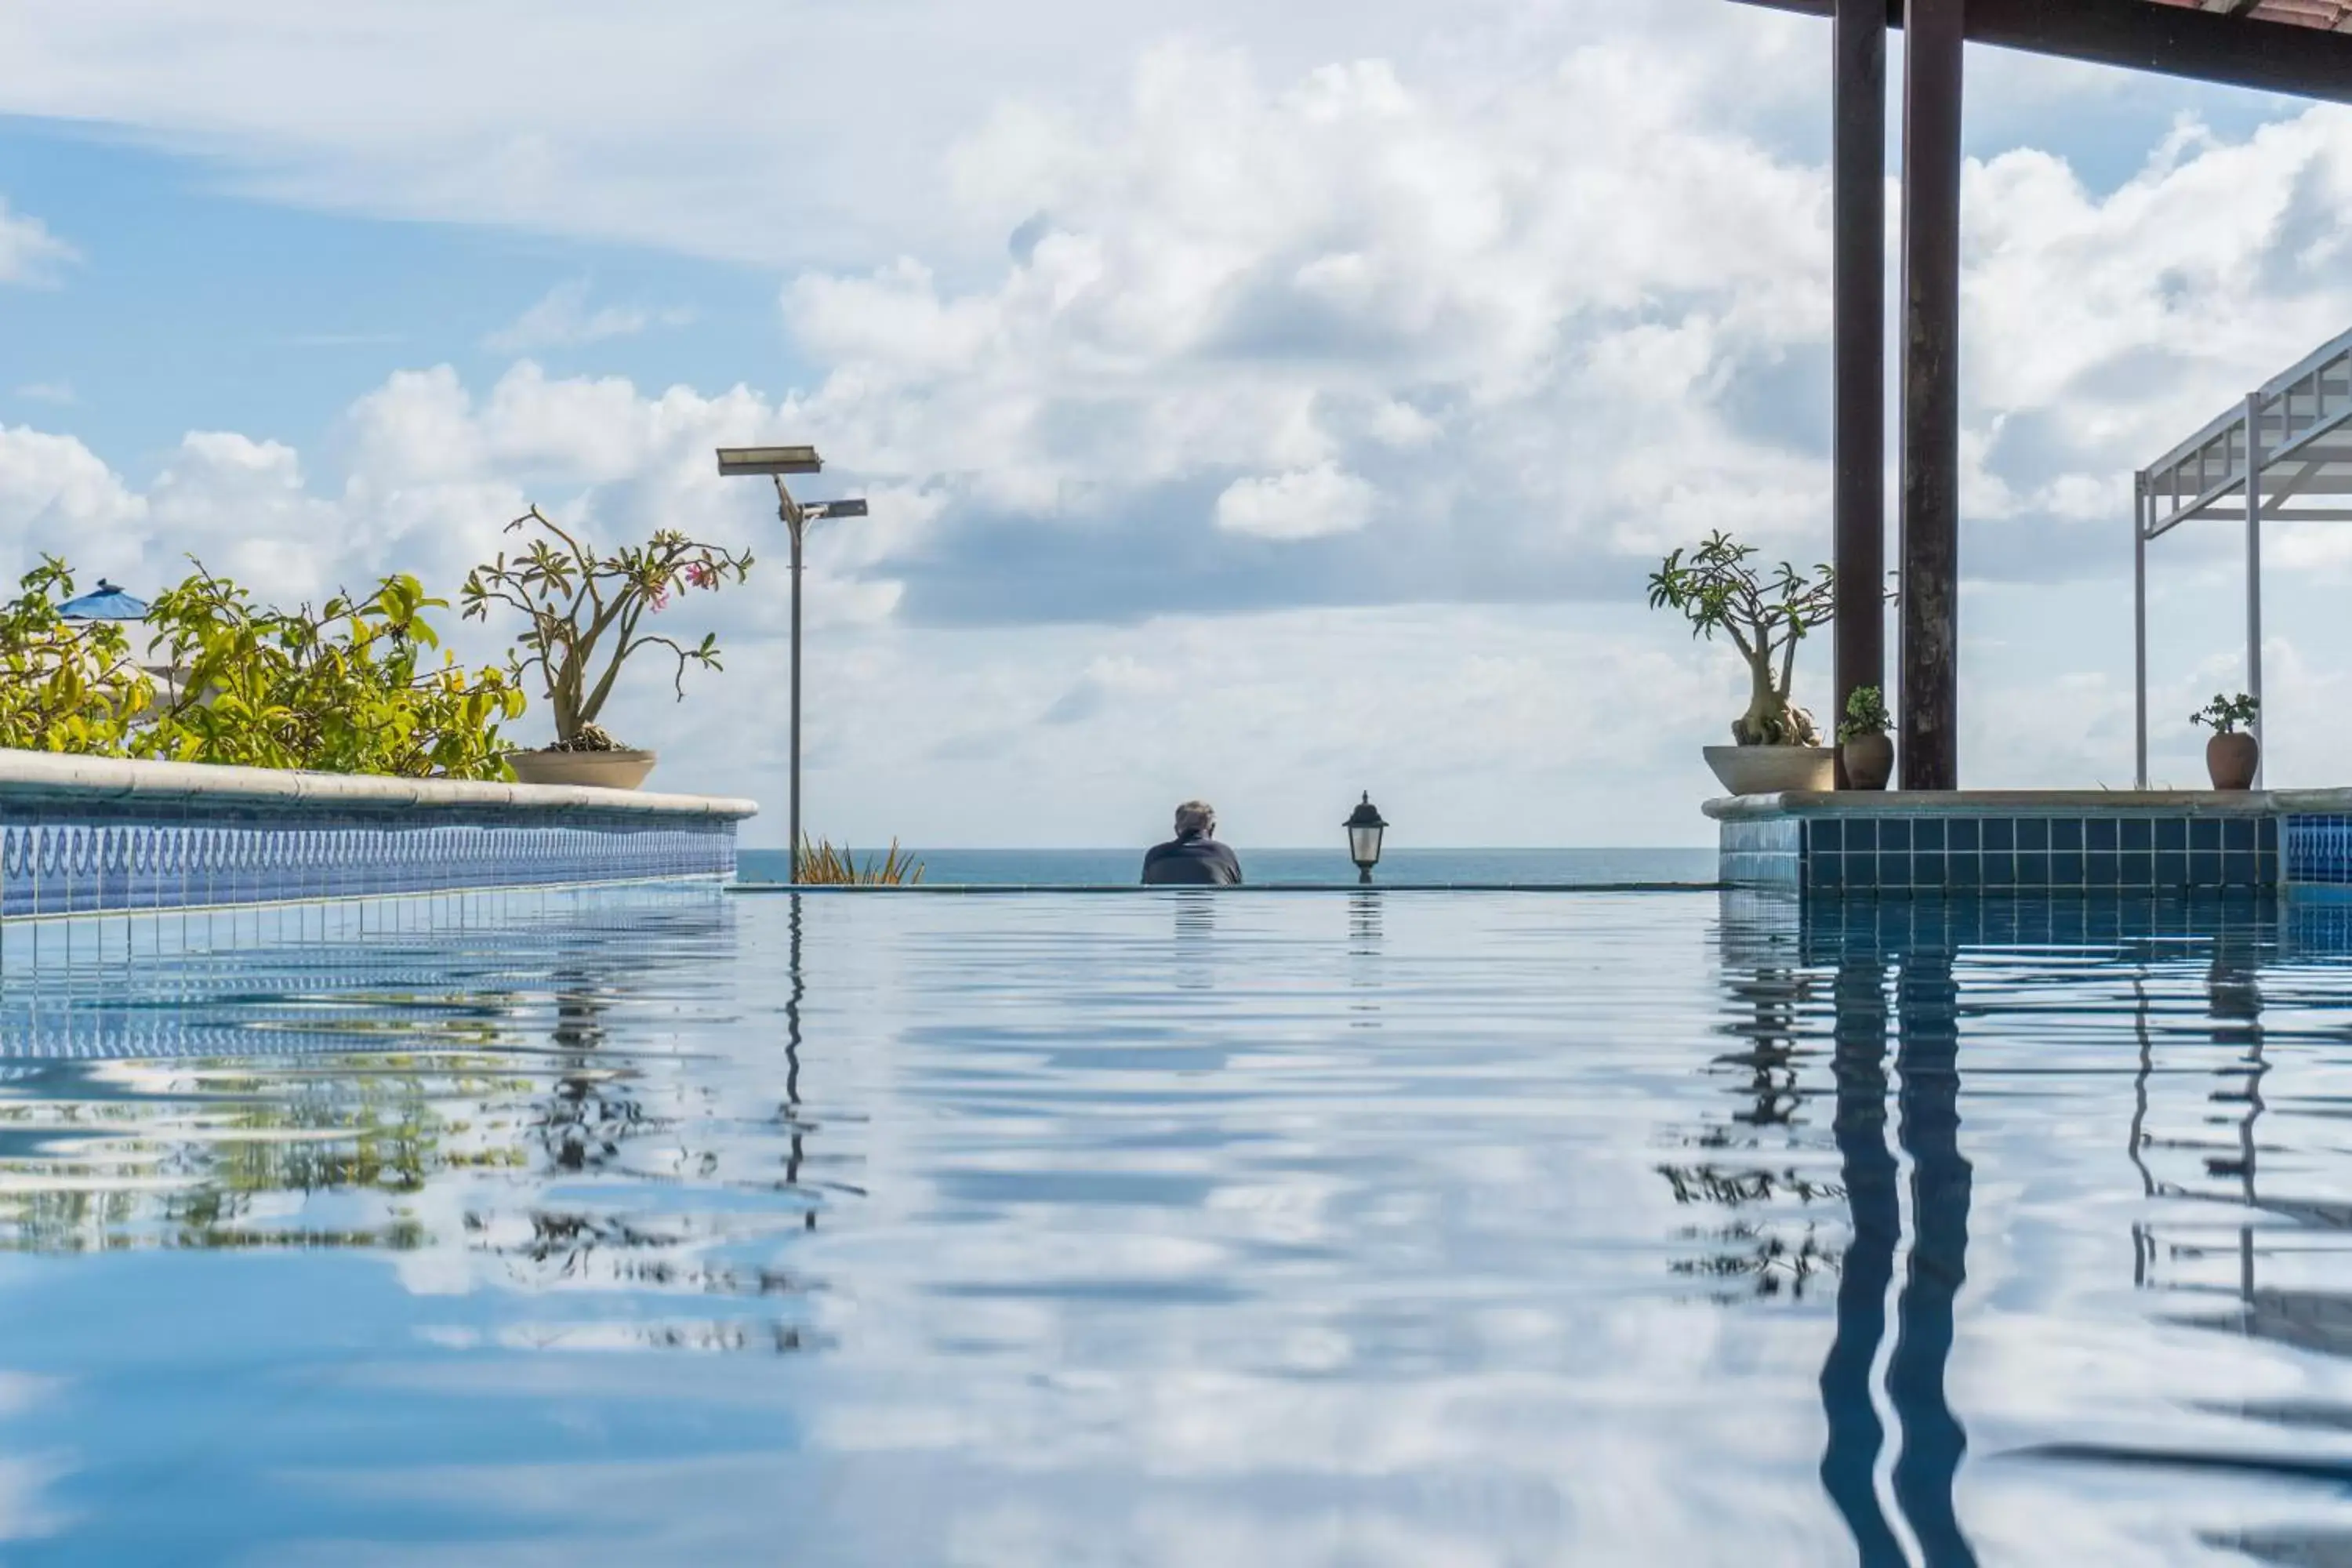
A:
3,1,2350,847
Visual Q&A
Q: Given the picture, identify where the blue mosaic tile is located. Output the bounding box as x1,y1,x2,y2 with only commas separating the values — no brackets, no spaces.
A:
1,801,737,920
1727,809,2292,895
2288,815,2352,886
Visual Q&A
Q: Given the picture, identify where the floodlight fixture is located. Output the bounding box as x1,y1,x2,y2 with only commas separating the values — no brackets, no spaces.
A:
716,445,823,477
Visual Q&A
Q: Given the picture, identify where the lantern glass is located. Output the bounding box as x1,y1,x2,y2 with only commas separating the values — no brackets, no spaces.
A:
1342,793,1388,877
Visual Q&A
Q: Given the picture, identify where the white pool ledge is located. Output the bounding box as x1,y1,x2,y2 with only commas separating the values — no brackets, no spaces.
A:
0,748,757,819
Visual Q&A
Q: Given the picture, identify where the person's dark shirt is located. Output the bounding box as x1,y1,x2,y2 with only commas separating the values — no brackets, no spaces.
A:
1141,833,1243,886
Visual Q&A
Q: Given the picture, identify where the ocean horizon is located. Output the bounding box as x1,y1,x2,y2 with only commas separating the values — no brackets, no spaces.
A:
735,845,1718,886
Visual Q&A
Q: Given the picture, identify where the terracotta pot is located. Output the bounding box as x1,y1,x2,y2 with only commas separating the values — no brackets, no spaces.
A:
2205,731,2258,792
1702,744,1835,797
506,747,658,790
1841,731,1894,791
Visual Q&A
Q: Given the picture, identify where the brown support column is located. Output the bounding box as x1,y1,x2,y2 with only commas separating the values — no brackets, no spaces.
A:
1833,0,1887,789
1899,0,1964,791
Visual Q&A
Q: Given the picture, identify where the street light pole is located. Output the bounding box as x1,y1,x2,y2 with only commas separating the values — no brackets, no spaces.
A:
716,446,867,884
785,481,806,881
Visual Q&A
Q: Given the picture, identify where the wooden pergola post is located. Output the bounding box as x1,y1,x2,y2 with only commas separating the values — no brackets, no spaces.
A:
1831,0,1887,788
1898,0,1965,790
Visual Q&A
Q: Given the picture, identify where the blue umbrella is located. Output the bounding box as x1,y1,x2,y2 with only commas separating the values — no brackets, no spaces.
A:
58,579,149,622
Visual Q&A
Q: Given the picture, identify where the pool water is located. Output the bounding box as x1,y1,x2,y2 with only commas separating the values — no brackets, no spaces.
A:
735,845,1719,886
2,888,2351,1564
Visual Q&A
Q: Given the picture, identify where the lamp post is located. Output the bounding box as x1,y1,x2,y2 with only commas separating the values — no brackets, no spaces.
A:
716,446,869,884
1344,792,1388,884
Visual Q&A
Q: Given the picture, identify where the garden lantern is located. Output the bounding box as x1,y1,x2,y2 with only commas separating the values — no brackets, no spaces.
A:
1344,793,1388,884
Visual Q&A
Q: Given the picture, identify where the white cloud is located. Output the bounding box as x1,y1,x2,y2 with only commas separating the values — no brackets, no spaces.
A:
775,40,1838,602
1214,463,1375,540
0,196,74,286
11,383,74,405
0,1,1825,270
0,425,147,565
483,278,691,354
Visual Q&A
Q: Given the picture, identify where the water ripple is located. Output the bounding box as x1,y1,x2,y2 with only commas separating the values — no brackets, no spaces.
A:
0,889,2347,1562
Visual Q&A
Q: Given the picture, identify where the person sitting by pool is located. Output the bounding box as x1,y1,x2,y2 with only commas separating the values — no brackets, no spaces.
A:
1142,800,1243,886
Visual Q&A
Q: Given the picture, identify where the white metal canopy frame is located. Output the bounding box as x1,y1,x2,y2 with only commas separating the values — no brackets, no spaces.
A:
2134,325,2352,788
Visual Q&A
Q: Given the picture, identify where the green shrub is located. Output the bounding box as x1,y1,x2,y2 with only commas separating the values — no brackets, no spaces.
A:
0,557,525,779
2190,691,2259,737
0,559,154,754
1836,684,1892,743
135,567,526,779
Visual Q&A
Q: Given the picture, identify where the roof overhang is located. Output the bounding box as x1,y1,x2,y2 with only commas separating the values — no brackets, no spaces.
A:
1730,0,2352,102
2143,327,2352,537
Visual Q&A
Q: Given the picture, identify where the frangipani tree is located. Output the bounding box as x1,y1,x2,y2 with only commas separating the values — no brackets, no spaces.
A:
462,506,754,750
1647,531,1838,747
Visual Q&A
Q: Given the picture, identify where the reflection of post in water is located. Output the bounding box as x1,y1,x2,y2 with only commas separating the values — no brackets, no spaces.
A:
1888,945,1975,1567
782,892,815,1229
2130,967,2157,1284
1348,890,1381,1029
1813,914,1976,1568
1818,952,1901,1566
2201,933,2267,1306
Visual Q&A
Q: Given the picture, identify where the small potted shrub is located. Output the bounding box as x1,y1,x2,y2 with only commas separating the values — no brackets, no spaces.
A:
1647,531,1838,796
2190,691,2260,790
463,506,753,789
1836,684,1893,791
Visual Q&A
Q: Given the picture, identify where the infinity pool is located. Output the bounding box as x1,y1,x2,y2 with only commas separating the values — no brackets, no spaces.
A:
2,888,2351,1564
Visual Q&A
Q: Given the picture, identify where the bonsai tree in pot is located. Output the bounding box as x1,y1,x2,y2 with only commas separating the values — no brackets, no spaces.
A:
1836,684,1894,791
463,506,753,789
2190,691,2260,790
1648,532,1838,794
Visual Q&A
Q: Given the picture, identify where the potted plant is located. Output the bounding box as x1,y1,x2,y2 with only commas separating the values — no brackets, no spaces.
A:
1837,683,1894,791
1647,531,1838,796
463,506,753,789
2190,691,2260,790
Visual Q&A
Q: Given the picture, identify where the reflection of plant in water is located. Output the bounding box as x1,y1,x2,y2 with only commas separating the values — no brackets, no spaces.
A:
1712,969,1820,1131
0,1058,530,1252
1657,1163,1842,1208
0,899,824,1352
1670,1221,1841,1301
1661,949,1839,1301
1658,1163,1847,1301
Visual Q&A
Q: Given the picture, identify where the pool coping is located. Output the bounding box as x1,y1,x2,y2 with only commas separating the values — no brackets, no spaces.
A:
0,748,759,818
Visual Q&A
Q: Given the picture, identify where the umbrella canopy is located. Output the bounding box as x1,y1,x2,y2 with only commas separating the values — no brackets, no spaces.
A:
58,580,149,622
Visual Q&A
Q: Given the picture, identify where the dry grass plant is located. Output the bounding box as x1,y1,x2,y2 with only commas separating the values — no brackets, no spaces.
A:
796,837,925,887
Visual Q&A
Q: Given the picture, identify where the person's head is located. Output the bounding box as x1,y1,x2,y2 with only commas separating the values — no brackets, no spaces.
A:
1174,800,1216,840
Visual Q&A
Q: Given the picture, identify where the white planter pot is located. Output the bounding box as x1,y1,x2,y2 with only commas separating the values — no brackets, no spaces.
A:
506,748,658,790
1703,744,1835,797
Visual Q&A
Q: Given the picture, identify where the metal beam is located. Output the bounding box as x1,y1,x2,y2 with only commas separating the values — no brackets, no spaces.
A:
2247,390,2265,785
1899,0,1965,791
1832,0,1888,789
2134,475,2148,789
1725,0,2352,103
